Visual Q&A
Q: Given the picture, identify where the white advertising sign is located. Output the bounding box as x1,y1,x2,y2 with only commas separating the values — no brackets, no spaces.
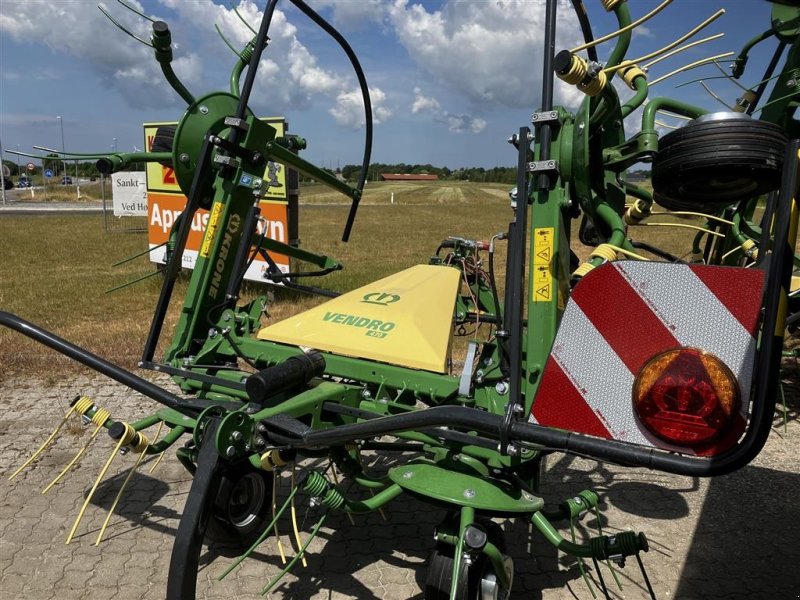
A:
112,171,148,217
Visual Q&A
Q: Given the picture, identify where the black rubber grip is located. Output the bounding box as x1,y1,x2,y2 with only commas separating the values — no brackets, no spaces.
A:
246,352,325,404
95,158,114,175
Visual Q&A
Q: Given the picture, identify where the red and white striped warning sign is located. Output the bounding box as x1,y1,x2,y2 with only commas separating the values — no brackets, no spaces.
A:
531,261,764,455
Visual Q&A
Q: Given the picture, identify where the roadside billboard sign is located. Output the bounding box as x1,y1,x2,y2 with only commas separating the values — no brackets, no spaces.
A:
143,118,290,278
112,171,148,217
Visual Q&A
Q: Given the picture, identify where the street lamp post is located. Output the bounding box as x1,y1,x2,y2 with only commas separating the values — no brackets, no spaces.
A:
0,135,6,206
113,137,118,153
57,116,66,182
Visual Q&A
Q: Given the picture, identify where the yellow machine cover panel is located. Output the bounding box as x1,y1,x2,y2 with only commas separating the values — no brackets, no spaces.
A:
257,264,460,372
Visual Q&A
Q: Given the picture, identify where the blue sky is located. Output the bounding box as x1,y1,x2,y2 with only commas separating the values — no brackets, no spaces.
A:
0,1,784,170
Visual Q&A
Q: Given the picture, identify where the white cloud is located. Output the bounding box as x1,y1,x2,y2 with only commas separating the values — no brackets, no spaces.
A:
444,114,486,134
411,87,484,134
0,0,395,126
287,40,344,95
331,87,392,127
308,0,386,31
148,1,389,124
0,0,202,109
386,0,585,110
411,87,440,114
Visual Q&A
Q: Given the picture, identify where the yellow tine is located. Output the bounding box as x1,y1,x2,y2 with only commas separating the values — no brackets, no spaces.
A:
9,405,77,480
290,464,308,568
42,423,105,494
147,422,166,474
95,443,149,545
272,469,288,565
148,452,166,474
66,432,129,544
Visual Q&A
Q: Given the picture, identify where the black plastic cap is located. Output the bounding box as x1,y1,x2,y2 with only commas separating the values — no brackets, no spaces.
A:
152,21,169,36
108,421,127,440
553,50,573,74
463,524,488,551
96,158,113,175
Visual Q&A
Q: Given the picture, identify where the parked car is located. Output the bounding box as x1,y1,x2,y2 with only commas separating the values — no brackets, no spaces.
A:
60,176,73,185
17,176,32,188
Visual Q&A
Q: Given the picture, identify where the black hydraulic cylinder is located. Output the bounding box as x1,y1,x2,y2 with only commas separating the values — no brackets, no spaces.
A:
246,352,325,404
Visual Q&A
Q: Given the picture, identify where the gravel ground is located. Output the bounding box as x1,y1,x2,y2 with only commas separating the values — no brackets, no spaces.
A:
1,371,798,600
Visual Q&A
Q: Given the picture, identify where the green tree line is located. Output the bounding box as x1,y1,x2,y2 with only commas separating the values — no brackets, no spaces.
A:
337,163,519,184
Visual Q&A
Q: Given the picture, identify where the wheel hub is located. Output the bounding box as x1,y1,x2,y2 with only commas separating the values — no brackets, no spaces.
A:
226,472,266,528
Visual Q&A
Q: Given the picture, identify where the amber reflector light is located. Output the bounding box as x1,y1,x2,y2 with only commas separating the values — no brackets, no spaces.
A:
632,348,740,447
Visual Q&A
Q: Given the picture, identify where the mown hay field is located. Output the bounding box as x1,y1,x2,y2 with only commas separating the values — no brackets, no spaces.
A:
0,180,703,378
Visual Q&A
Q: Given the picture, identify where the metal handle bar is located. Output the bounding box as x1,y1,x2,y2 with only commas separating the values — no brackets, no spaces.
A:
0,311,189,414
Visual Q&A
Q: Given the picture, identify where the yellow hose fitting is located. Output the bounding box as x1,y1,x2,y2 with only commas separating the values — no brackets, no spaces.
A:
578,69,608,97
108,421,148,452
624,199,651,225
601,0,623,11
73,396,95,416
741,238,758,259
260,449,289,472
91,408,111,427
590,244,619,262
131,431,150,454
554,51,589,85
572,262,595,279
572,243,620,279
620,65,647,90
121,423,137,445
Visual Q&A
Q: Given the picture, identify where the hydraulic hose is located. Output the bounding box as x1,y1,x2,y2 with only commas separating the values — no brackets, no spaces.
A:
288,0,373,242
570,0,598,63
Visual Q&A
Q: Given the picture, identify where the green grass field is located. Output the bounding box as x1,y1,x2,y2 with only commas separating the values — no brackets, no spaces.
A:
0,187,515,377
300,180,512,205
0,180,707,378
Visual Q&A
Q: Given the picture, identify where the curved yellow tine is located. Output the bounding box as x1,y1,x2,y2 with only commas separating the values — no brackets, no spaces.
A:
290,463,308,568
272,469,287,565
66,431,130,544
95,443,149,545
42,423,105,494
9,405,77,480
147,421,166,474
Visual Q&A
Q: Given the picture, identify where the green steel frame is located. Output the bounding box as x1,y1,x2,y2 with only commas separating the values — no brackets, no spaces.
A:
5,1,800,599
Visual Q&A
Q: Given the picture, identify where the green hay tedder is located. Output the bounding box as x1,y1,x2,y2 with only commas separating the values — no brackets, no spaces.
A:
5,0,800,597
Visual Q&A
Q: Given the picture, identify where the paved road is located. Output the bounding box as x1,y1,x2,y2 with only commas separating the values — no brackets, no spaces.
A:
1,373,799,599
0,198,104,215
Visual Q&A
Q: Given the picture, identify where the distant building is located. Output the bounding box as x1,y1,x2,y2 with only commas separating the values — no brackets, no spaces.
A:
380,174,439,181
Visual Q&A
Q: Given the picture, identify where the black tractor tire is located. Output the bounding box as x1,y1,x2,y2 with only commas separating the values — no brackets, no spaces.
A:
425,547,472,600
652,114,787,212
424,520,509,600
151,125,176,153
151,125,176,167
204,462,275,547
